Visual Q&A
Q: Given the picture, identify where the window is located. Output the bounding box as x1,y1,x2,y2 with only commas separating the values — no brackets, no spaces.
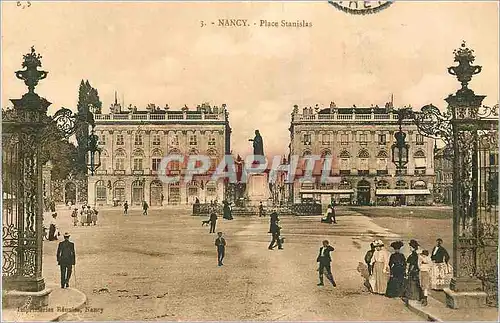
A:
359,133,368,143
378,134,386,145
133,158,143,170
490,153,498,166
96,180,106,201
99,134,106,145
135,133,143,146
101,158,107,171
152,158,161,171
340,133,349,145
208,136,216,146
321,133,330,145
115,158,125,170
303,133,311,145
189,135,197,145
116,134,124,145
171,135,179,146
416,134,424,145
170,160,180,171
414,150,426,169
152,134,161,146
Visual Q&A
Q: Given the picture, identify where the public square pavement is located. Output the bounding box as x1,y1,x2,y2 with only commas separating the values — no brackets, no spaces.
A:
41,207,424,321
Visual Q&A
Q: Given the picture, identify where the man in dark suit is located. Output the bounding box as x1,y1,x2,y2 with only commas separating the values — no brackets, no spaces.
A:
215,232,226,266
57,232,76,288
431,238,450,263
268,218,283,250
316,240,336,287
209,211,218,233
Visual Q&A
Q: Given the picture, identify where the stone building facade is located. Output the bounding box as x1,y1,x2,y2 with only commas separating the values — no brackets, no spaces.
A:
88,102,231,207
288,103,436,206
434,147,453,205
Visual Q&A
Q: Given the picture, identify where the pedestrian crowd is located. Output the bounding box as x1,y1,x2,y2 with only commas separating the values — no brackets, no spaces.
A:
363,238,452,306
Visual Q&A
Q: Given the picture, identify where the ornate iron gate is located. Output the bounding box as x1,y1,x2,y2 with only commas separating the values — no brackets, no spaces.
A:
414,42,499,307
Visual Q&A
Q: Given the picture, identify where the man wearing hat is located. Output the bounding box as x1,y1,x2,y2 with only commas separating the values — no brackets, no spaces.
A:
57,232,76,288
316,240,336,287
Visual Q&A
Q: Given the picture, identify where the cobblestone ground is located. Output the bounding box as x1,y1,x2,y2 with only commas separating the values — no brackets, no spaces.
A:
42,207,422,321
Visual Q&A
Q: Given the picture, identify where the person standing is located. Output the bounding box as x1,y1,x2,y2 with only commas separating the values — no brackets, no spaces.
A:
330,201,337,224
71,208,79,227
142,200,149,215
48,213,60,241
85,206,93,226
215,232,226,266
419,250,433,306
259,202,264,217
404,239,423,302
209,211,218,233
92,207,98,225
57,232,76,288
268,218,283,250
316,240,336,287
364,242,376,276
160,193,164,207
370,240,390,295
385,241,406,298
123,201,129,215
430,238,451,290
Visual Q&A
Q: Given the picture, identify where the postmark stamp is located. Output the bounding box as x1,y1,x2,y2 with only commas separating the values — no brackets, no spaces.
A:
328,0,394,15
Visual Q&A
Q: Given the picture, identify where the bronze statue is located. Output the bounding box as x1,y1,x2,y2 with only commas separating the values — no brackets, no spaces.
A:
249,130,264,156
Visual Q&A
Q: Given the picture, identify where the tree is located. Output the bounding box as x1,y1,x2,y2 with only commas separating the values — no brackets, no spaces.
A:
75,80,102,173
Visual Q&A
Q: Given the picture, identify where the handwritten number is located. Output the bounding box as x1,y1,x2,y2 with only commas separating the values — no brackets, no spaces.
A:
200,20,205,27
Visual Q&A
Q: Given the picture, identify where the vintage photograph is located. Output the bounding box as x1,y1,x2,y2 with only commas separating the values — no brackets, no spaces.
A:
1,1,499,321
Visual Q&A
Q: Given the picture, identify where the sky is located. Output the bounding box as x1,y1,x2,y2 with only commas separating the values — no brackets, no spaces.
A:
2,1,499,157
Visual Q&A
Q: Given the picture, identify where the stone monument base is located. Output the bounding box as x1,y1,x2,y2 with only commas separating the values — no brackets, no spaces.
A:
245,173,271,206
444,277,488,309
3,288,52,309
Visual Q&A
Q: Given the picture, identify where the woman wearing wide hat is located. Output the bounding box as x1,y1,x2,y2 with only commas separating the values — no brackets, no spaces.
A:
403,239,423,301
369,240,390,294
385,241,406,298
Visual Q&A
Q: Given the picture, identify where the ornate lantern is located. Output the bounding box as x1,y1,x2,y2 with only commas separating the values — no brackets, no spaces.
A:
86,126,101,175
391,130,409,170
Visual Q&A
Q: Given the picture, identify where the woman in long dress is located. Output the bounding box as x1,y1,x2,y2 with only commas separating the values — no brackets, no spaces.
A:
48,213,59,241
385,241,406,297
404,239,423,302
430,238,452,290
370,239,390,294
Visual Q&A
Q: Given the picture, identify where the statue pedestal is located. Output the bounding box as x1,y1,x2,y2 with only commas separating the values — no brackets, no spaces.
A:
245,173,271,206
444,277,488,309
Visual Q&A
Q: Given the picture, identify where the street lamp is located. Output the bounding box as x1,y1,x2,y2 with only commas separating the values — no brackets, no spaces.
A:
391,108,414,173
87,125,101,175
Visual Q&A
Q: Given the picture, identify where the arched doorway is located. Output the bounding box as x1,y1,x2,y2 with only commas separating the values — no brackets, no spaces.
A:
95,180,107,204
187,180,199,204
357,180,371,206
113,180,126,203
132,180,144,205
64,182,77,205
168,182,180,205
150,180,163,206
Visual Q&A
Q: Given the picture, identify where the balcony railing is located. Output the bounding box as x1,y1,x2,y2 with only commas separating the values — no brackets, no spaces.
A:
94,112,225,122
294,112,412,122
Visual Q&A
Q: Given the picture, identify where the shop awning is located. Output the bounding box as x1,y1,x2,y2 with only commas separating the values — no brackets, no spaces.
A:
299,189,354,195
376,189,430,196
